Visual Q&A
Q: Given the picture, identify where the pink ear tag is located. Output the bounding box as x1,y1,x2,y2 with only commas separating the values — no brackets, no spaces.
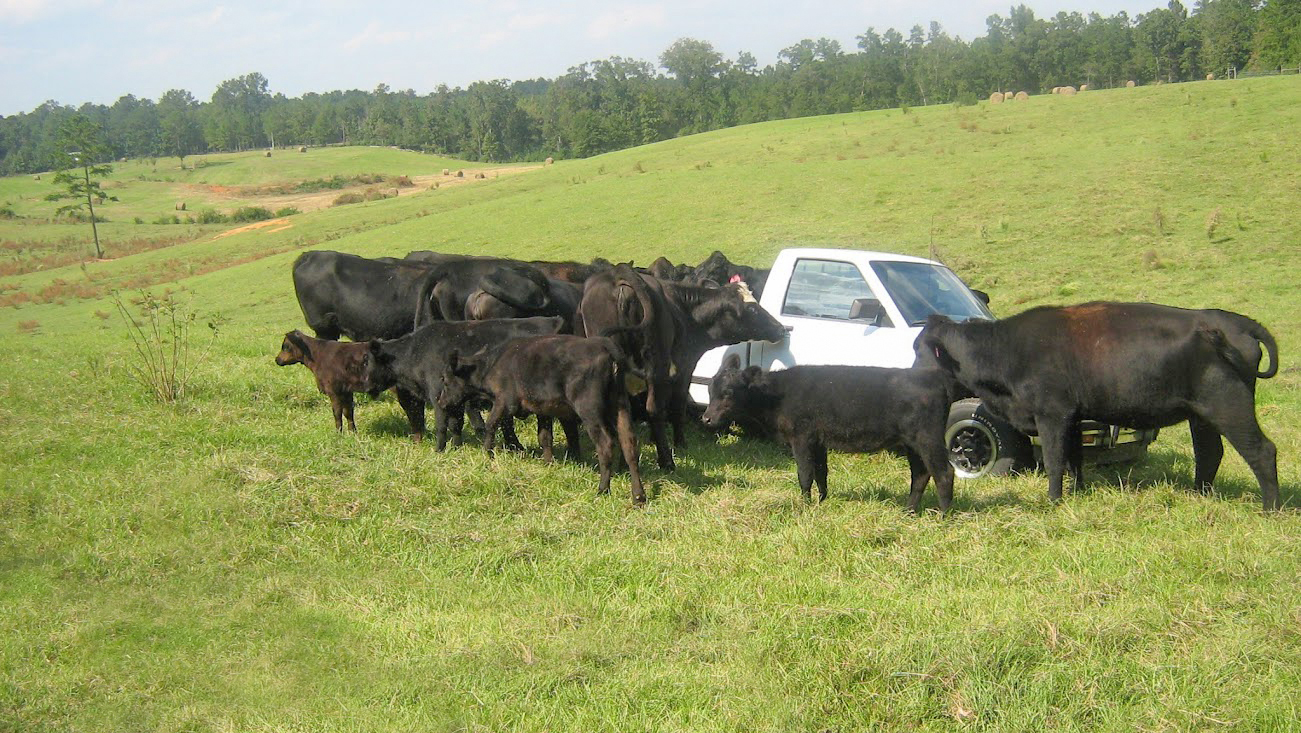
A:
729,274,742,284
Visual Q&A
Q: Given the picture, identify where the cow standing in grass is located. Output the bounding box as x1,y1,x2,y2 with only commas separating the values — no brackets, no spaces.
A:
275,330,378,432
701,358,956,513
916,302,1281,509
439,334,647,504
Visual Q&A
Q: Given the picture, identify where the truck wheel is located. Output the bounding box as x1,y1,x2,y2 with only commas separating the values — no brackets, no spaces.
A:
944,399,1031,479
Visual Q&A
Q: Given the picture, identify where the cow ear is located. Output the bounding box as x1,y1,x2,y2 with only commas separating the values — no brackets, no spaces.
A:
722,353,742,371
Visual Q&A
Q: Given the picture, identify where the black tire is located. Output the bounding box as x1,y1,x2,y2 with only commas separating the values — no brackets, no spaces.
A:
944,399,1032,479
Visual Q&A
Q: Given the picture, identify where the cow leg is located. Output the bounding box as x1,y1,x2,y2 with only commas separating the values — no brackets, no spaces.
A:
395,388,425,443
560,417,583,461
341,392,357,432
482,402,509,456
1065,421,1085,494
1188,415,1225,495
670,380,689,450
1036,416,1073,503
793,438,817,500
585,422,616,495
537,416,555,462
812,441,829,501
649,410,676,472
1195,387,1280,510
329,393,346,432
466,408,486,440
905,450,930,514
614,397,645,504
919,440,955,514
500,417,526,452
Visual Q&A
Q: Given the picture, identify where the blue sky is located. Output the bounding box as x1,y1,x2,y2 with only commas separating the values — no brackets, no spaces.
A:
2,0,1164,116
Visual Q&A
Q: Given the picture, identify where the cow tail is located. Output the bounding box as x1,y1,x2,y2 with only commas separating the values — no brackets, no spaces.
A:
1215,312,1280,380
1242,317,1279,379
412,271,441,328
612,264,662,412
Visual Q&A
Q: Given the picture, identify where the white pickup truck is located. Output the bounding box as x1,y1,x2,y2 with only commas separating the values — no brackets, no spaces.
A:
690,248,1156,478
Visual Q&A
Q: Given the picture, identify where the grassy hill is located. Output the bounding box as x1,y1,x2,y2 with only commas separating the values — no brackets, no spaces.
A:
1,78,1299,731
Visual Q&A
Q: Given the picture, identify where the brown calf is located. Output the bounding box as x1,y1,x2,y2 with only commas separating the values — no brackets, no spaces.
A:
275,330,376,432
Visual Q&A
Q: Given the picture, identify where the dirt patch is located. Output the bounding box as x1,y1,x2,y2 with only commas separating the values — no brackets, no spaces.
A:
190,164,543,215
214,218,293,240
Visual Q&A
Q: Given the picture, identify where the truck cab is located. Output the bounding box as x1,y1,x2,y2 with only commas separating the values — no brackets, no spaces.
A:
691,248,1156,478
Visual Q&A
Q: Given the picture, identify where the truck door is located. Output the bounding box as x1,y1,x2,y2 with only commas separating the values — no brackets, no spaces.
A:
757,257,916,370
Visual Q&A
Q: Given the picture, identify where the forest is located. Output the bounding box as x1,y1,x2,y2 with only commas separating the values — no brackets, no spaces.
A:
2,0,1298,174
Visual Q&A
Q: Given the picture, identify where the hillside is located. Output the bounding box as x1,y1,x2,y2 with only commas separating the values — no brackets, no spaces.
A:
1,78,1299,732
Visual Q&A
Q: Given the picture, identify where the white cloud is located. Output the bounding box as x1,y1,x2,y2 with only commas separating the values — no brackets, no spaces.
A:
587,4,664,40
343,21,413,52
0,0,47,21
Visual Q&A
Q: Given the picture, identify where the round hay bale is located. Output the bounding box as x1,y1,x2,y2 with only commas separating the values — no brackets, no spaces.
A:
989,92,1005,104
1126,80,1136,88
475,172,486,179
1206,73,1216,81
264,150,272,157
545,156,554,165
298,146,307,153
455,170,464,178
175,202,186,211
1060,85,1077,96
1079,84,1090,92
442,168,450,176
1051,87,1060,94
1015,91,1029,101
32,174,40,181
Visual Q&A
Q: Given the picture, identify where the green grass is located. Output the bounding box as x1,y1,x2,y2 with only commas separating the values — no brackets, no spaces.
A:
2,78,1300,731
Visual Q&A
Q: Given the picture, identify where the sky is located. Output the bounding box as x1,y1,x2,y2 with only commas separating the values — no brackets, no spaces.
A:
2,0,1166,116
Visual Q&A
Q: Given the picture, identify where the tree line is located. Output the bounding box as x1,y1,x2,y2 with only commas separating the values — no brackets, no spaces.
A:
2,1,1298,175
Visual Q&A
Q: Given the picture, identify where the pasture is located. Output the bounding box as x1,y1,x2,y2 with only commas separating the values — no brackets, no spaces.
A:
1,77,1299,731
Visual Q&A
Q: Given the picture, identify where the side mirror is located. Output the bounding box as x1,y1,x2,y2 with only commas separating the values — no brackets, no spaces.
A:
848,298,890,327
970,289,991,306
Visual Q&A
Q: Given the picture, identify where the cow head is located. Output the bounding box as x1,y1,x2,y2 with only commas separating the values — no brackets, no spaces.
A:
913,315,960,371
275,330,310,366
436,351,481,410
701,355,773,430
360,340,400,395
700,283,786,345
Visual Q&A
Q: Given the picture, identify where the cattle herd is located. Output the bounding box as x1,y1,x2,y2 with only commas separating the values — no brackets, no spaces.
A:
278,249,1283,511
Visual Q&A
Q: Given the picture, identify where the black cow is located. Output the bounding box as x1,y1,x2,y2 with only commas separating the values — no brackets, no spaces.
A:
578,264,786,471
413,258,552,325
361,316,567,450
701,359,956,512
468,273,583,332
916,302,1281,509
438,334,646,503
291,250,440,438
693,250,771,298
275,330,381,432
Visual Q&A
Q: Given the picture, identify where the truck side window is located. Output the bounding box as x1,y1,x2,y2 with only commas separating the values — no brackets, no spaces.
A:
781,259,879,320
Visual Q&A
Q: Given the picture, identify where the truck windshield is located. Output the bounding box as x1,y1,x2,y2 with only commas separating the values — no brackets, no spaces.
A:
871,261,993,326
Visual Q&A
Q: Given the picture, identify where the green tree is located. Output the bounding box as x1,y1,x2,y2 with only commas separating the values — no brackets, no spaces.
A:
158,89,204,167
49,114,117,259
1253,0,1301,68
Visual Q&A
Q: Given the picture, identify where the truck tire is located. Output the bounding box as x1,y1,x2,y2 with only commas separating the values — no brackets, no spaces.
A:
944,399,1032,479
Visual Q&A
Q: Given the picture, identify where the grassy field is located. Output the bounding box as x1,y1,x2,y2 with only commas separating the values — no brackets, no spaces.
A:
1,78,1300,731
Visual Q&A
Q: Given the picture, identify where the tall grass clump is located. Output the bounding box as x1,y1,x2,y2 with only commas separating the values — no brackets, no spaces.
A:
112,290,221,403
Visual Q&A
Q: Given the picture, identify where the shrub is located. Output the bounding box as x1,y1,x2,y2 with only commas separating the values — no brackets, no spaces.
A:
112,290,223,404
0,206,15,219
196,209,228,224
230,206,274,223
954,92,979,107
274,206,301,217
133,216,144,224
332,192,364,207
152,214,182,225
